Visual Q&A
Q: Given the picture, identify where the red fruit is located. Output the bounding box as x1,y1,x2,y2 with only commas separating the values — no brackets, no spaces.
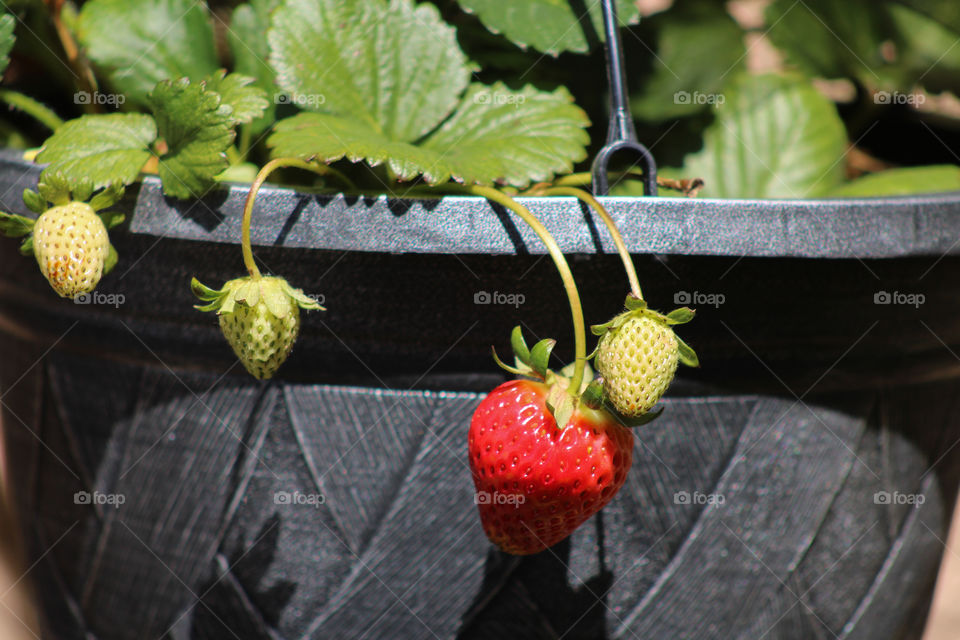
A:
468,379,634,555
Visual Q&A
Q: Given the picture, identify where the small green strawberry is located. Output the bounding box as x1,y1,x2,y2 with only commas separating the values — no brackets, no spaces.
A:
192,275,323,379
0,173,125,299
592,295,698,418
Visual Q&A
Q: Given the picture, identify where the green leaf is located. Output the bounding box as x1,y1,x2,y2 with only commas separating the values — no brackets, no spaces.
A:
529,338,556,378
18,236,33,256
37,171,73,205
103,244,118,275
0,211,35,237
616,406,664,427
89,184,126,211
98,209,125,230
676,74,847,198
78,0,219,105
0,13,16,75
676,335,700,368
269,0,470,142
623,295,647,311
268,113,448,182
420,83,590,186
630,0,745,121
665,307,696,325
270,83,588,186
888,3,960,94
228,0,280,132
828,165,960,197
457,0,640,55
22,189,45,214
764,0,893,84
149,79,234,199
581,379,604,410
203,70,269,125
510,325,530,364
35,114,157,190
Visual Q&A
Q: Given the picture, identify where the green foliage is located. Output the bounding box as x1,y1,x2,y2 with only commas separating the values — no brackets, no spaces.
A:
148,78,235,199
36,114,156,189
0,13,15,75
268,0,589,186
456,0,639,55
78,0,219,105
673,74,848,199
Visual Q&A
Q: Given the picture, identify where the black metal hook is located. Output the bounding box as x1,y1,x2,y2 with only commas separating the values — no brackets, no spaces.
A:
591,0,657,197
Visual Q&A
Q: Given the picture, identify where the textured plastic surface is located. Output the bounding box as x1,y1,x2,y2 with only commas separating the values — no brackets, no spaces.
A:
1,151,960,258
0,153,958,639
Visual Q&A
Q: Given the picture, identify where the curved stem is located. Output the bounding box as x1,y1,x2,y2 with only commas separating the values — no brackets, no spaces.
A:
538,186,643,300
0,90,64,132
241,157,357,278
457,184,587,396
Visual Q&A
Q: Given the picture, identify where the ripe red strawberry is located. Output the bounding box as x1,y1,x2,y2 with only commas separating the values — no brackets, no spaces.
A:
469,379,633,555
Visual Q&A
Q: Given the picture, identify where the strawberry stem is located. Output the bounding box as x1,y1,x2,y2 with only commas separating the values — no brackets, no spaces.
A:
242,158,357,278
535,186,643,301
457,184,588,397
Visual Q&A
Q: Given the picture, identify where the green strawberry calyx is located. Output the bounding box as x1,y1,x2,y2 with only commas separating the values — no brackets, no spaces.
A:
491,324,609,431
190,274,324,316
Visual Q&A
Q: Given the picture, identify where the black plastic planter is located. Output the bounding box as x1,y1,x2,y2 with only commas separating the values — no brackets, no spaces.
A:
2,150,960,639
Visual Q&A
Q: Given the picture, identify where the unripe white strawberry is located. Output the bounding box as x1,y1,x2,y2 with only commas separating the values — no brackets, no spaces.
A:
192,275,324,379
592,299,698,418
33,202,109,298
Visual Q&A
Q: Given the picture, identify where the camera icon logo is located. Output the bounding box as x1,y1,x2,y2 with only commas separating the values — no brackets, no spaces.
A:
874,291,891,304
674,91,691,104
674,490,690,504
874,91,891,104
674,291,691,305
75,91,91,104
274,491,292,504
474,291,491,304
274,93,292,105
74,293,91,305
874,491,891,504
474,491,491,505
74,491,91,504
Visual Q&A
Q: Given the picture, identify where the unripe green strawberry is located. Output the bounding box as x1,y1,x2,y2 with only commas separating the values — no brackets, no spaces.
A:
192,275,323,379
593,299,698,418
596,313,678,416
32,202,109,298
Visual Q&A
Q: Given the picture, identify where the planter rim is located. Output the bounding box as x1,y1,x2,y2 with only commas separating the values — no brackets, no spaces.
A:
3,151,960,259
